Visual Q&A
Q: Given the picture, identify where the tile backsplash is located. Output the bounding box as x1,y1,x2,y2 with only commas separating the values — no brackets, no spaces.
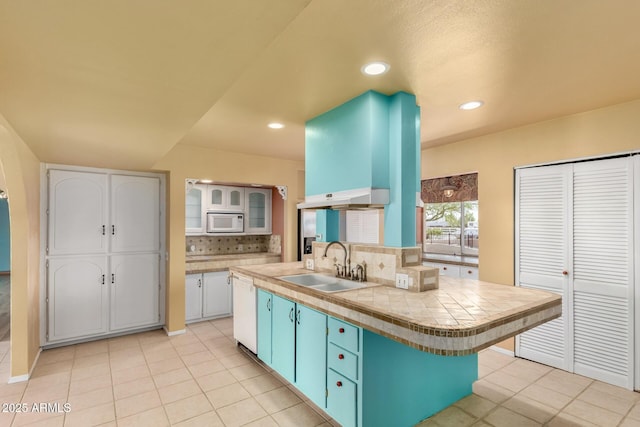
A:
186,235,281,256
307,241,437,292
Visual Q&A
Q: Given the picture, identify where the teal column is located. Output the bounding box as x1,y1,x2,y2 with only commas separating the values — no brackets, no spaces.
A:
315,209,339,242
0,199,9,272
384,92,419,247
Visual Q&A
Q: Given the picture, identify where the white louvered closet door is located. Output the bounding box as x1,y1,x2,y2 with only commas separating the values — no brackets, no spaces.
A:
515,164,572,370
572,157,634,389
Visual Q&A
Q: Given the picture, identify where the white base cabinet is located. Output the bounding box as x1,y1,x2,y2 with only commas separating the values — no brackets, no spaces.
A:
423,261,478,279
186,271,233,323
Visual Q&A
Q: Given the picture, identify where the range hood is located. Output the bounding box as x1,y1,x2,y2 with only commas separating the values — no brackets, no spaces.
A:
297,187,389,210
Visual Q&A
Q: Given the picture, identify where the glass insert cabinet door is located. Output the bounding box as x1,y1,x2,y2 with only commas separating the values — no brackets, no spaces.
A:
210,188,223,207
229,189,242,208
248,192,266,228
185,185,204,231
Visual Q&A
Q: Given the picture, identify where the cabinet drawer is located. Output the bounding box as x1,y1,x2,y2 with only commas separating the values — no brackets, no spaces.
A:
462,267,478,279
327,369,357,427
328,317,359,353
328,343,358,381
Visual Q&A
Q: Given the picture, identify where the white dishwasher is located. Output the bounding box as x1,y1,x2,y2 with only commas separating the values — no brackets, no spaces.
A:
232,273,257,353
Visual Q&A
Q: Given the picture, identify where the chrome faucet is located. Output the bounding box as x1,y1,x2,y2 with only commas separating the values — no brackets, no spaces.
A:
323,241,350,279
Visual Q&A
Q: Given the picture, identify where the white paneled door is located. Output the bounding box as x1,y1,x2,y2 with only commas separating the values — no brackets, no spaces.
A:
48,170,108,255
47,256,109,341
110,253,160,331
516,156,636,390
111,175,160,253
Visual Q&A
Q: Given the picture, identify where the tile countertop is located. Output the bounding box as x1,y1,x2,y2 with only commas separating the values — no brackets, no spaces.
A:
186,252,281,273
230,262,561,356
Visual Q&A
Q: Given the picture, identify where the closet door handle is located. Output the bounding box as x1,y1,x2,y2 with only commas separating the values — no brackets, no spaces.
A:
562,270,569,276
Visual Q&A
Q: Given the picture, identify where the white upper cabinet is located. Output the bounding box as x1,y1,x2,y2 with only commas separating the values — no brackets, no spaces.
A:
207,185,245,211
111,175,160,252
48,170,108,255
245,188,272,234
186,184,206,234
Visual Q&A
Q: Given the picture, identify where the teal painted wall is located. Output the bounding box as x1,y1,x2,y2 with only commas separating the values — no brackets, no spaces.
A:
305,91,390,196
384,92,420,247
315,210,339,242
0,199,9,272
362,330,477,427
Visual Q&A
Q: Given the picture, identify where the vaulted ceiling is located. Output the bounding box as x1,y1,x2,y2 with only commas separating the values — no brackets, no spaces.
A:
1,1,639,170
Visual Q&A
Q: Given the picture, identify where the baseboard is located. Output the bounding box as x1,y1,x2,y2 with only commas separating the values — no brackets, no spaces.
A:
489,345,515,357
8,347,42,384
163,327,185,337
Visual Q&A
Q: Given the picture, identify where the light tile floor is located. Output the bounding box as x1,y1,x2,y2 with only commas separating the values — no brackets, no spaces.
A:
0,318,637,426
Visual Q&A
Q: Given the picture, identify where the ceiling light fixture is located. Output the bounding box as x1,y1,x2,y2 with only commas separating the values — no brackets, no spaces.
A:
459,100,484,110
268,122,285,129
199,179,213,184
442,177,458,198
361,61,390,76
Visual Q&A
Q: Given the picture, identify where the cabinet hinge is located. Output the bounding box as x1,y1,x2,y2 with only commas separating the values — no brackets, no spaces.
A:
325,389,328,397
326,327,329,336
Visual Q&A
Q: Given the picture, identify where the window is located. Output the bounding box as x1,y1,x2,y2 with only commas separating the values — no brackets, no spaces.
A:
424,201,478,256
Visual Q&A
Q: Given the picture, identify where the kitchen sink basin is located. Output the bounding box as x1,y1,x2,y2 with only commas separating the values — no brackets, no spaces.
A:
278,273,368,293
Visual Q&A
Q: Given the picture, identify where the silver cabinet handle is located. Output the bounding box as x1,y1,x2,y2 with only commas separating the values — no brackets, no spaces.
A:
101,274,105,285
267,298,271,311
111,273,115,284
289,307,294,322
112,225,115,235
198,278,202,288
102,225,106,235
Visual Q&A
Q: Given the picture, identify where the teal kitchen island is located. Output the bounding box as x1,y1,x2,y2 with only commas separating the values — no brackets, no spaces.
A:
230,262,561,427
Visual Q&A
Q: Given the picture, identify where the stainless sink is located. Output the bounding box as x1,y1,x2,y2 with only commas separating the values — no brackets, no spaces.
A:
278,273,368,293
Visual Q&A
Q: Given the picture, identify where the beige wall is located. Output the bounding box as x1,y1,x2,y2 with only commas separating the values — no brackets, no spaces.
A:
0,115,41,378
153,144,305,332
422,98,640,350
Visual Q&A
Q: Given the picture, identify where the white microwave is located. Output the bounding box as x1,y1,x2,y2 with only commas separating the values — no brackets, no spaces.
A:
206,212,244,233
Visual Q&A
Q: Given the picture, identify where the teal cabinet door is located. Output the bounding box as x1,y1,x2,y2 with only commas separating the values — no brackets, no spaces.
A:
327,369,357,427
272,295,296,383
257,290,273,365
295,305,327,408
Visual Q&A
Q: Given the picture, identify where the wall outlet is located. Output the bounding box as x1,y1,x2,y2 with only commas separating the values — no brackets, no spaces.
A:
395,273,409,289
305,259,315,270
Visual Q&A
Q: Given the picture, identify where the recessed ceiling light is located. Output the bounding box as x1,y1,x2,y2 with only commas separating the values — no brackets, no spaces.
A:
268,122,284,129
459,100,484,110
361,61,390,76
